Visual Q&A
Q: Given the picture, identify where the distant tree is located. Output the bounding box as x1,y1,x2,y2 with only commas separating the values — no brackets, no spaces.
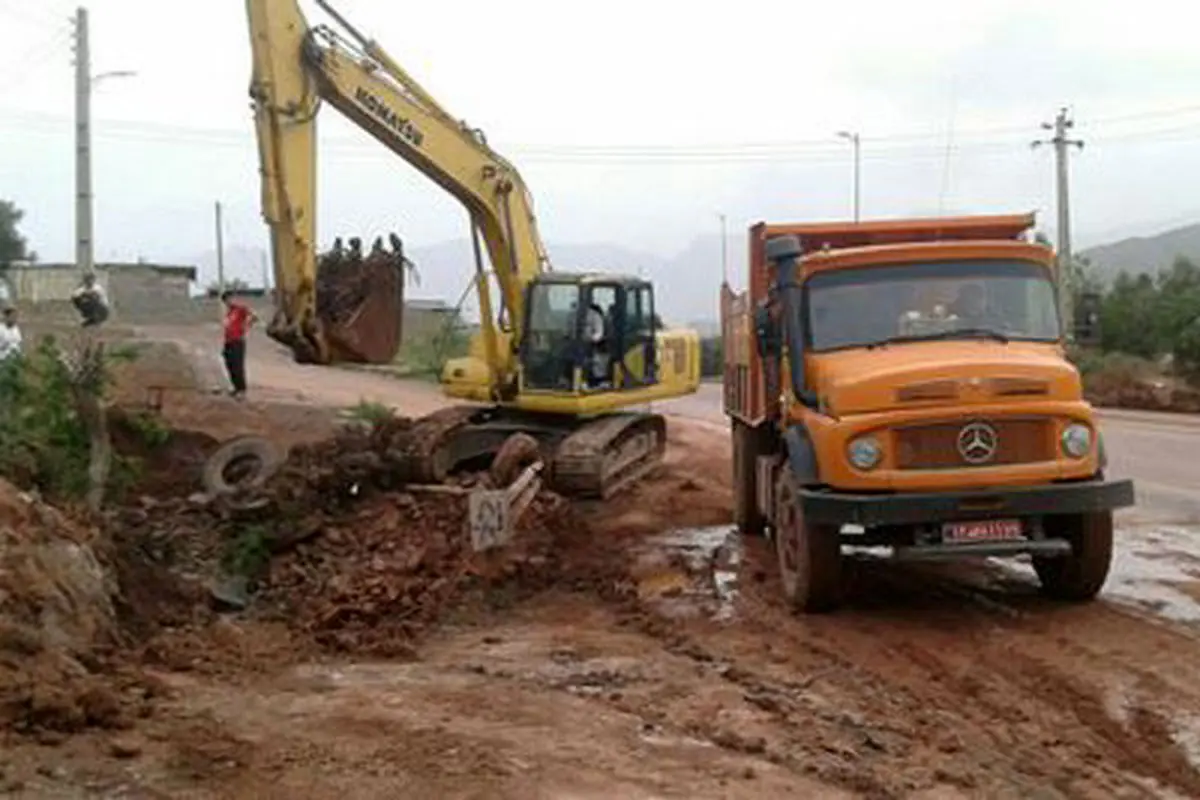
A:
1175,317,1200,378
1100,271,1159,359
1154,256,1200,341
0,199,35,266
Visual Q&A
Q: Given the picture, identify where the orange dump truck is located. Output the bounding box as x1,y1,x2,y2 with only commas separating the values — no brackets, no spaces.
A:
720,213,1135,613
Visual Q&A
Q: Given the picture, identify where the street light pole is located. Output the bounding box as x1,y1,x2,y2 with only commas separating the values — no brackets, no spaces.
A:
72,7,92,276
837,130,861,222
71,6,136,277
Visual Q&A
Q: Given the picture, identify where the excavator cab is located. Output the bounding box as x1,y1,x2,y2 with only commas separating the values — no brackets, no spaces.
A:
519,274,659,394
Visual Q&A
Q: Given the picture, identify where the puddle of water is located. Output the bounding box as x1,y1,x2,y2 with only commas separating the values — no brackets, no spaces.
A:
1170,712,1200,772
638,727,716,750
633,526,741,622
1105,525,1200,623
997,523,1200,623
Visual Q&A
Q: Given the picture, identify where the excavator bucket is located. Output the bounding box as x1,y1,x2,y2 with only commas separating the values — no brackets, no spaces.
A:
314,234,411,364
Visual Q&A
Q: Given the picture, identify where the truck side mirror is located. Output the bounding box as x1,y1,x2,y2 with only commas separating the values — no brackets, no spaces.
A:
763,234,818,410
753,304,779,357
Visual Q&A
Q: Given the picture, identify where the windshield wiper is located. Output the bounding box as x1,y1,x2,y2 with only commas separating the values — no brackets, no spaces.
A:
865,327,1010,349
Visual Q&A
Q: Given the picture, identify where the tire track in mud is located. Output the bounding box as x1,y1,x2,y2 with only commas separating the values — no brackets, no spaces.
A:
693,538,1200,797
596,416,1200,797
579,512,1200,798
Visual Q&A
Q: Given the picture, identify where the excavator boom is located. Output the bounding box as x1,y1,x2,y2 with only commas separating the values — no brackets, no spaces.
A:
246,0,549,371
244,0,702,499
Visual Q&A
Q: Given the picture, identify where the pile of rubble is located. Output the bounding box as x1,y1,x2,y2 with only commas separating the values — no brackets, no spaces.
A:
0,480,153,735
259,488,575,656
1,410,634,735
112,415,616,655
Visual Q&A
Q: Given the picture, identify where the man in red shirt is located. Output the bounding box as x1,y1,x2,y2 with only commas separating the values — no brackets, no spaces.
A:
220,291,257,399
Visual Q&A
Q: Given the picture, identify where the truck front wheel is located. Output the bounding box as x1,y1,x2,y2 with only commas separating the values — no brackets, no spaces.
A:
1033,510,1114,601
773,466,842,613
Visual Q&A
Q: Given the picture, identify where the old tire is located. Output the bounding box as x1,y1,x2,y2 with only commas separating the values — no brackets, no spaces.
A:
732,420,768,537
490,433,542,488
1033,511,1113,601
202,436,284,496
773,466,842,613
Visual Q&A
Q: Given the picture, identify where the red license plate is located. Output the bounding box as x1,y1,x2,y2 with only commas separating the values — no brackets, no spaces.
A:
942,519,1024,543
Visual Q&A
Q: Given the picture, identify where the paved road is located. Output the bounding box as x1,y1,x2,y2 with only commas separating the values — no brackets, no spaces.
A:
657,382,1200,522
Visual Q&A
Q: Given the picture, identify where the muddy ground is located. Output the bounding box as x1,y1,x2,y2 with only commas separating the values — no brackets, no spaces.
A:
5,325,1200,799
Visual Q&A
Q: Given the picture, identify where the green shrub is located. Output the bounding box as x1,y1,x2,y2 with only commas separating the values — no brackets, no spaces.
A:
0,335,141,503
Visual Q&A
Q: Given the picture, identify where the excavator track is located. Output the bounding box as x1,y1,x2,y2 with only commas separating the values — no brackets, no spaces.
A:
394,406,667,500
394,405,485,484
548,412,667,500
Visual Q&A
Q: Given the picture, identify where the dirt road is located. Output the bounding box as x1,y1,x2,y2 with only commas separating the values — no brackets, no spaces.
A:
11,325,1200,798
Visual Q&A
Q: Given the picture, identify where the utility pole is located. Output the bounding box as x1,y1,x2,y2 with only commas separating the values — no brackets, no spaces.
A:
71,7,92,277
214,201,225,294
1033,107,1084,337
837,130,861,222
70,7,134,281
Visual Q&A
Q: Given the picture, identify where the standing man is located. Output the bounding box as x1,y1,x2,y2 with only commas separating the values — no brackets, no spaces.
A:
0,307,22,362
220,291,257,400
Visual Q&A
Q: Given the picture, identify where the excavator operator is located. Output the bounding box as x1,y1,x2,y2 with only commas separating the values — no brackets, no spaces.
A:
585,300,610,389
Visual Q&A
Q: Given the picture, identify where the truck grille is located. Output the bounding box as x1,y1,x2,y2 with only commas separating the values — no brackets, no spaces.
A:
893,417,1054,470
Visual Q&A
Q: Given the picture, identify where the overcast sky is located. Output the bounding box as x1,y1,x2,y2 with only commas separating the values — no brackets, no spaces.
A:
2,0,1200,313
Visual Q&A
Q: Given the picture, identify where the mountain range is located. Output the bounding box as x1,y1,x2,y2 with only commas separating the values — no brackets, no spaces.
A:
188,235,733,329
189,219,1200,325
1079,222,1200,284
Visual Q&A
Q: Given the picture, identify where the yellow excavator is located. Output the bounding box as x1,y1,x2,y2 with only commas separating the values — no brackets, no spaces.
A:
244,0,701,498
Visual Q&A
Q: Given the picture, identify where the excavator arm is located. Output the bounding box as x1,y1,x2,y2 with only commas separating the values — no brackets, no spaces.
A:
245,0,550,378
245,0,704,501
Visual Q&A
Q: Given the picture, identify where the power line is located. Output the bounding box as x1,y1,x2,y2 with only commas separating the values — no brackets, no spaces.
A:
0,104,1198,165
0,25,70,98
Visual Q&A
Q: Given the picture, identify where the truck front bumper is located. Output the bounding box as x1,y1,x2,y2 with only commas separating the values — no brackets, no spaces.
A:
798,477,1135,528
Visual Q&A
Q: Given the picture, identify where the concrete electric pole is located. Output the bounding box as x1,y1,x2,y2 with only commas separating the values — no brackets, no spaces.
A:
837,130,861,222
214,201,226,294
71,7,135,279
1032,107,1084,337
72,7,92,276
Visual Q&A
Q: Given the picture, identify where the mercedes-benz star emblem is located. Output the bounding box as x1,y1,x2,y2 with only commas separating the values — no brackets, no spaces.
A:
957,421,999,465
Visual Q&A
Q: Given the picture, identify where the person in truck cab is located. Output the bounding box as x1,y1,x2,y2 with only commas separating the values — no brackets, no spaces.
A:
949,283,999,327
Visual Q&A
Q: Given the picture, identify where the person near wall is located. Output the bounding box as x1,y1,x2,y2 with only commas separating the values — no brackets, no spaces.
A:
71,273,110,327
220,291,258,400
0,306,23,406
0,307,22,362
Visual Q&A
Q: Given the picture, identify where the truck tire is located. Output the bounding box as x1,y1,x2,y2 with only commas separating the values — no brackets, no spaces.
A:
732,420,766,537
773,466,842,613
203,436,284,497
1033,510,1113,601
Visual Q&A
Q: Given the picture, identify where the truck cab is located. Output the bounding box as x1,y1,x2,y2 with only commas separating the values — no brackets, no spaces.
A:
721,213,1135,612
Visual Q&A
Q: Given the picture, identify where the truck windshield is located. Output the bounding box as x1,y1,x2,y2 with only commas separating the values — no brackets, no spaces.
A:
803,259,1060,352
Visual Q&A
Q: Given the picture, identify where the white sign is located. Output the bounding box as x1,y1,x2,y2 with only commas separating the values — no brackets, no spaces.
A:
468,489,511,552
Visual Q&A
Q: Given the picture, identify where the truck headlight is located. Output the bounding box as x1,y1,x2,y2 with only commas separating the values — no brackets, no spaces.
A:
847,436,882,470
1061,423,1092,458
